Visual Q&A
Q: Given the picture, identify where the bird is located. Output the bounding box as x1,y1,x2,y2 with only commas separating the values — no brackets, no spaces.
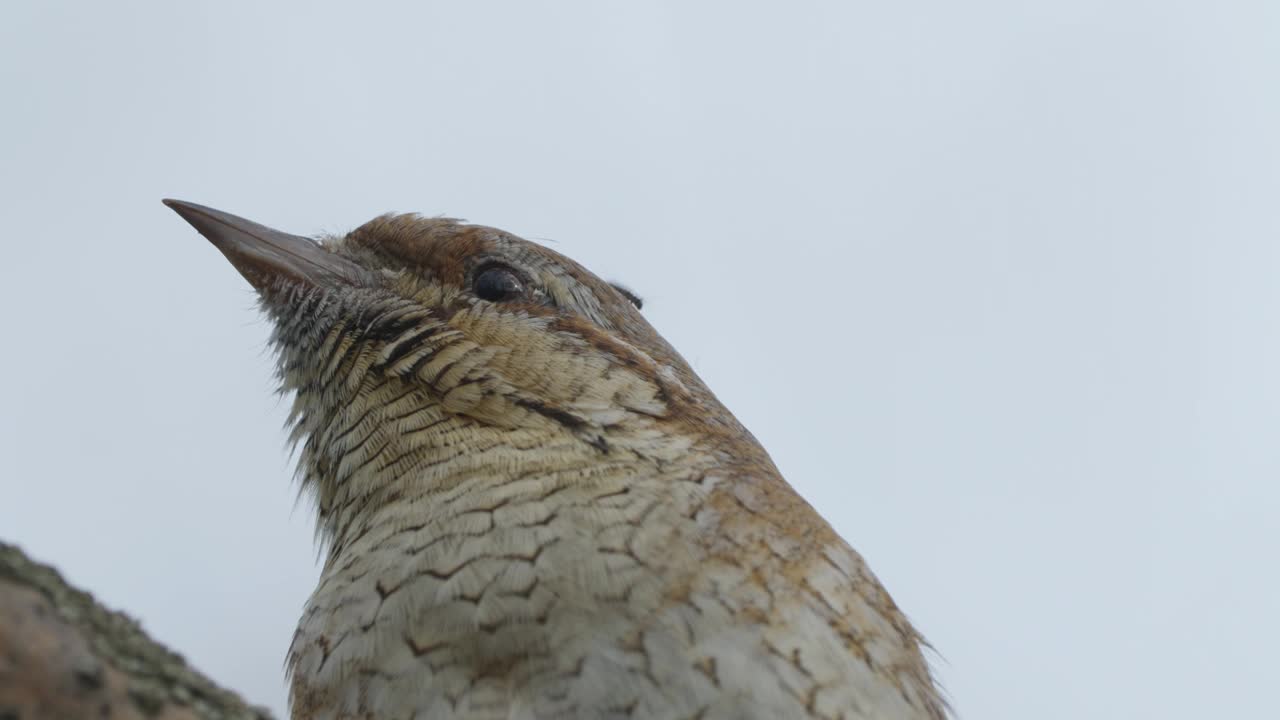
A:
164,199,948,720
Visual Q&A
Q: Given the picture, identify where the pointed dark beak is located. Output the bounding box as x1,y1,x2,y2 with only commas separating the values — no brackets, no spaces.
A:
163,199,370,291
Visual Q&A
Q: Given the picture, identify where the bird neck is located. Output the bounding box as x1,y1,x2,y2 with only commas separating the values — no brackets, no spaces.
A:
287,373,720,565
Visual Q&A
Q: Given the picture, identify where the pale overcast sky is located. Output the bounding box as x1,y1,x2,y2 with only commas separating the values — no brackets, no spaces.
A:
2,2,1277,718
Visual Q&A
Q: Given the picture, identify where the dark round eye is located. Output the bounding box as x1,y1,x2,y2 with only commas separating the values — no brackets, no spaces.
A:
472,265,525,302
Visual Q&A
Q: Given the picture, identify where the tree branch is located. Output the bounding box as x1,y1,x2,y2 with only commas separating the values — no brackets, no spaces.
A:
0,541,275,720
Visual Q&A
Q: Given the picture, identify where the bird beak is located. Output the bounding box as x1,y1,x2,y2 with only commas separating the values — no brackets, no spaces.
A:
163,199,370,291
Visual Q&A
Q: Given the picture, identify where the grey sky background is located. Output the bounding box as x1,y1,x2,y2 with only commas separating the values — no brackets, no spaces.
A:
2,2,1277,718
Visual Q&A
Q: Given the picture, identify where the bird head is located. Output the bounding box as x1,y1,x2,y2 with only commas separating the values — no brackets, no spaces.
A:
165,200,764,547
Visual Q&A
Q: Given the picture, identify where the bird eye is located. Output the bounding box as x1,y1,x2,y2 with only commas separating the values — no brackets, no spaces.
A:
472,265,525,302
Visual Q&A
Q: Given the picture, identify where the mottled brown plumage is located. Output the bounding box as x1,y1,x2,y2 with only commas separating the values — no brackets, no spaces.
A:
166,200,948,720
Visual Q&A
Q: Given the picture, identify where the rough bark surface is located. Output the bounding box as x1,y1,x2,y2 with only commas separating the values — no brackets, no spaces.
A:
0,541,274,720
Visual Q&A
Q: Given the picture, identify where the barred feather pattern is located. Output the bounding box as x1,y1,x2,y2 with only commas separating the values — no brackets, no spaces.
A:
240,216,948,720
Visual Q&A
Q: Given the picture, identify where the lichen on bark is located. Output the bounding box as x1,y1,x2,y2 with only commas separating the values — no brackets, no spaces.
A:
0,541,274,720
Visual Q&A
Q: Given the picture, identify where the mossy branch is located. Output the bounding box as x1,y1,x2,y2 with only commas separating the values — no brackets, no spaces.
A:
0,541,275,720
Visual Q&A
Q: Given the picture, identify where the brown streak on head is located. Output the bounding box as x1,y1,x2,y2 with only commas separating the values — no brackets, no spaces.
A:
345,214,487,288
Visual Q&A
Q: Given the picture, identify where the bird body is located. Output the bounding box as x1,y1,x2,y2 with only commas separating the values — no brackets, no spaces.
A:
166,202,947,720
